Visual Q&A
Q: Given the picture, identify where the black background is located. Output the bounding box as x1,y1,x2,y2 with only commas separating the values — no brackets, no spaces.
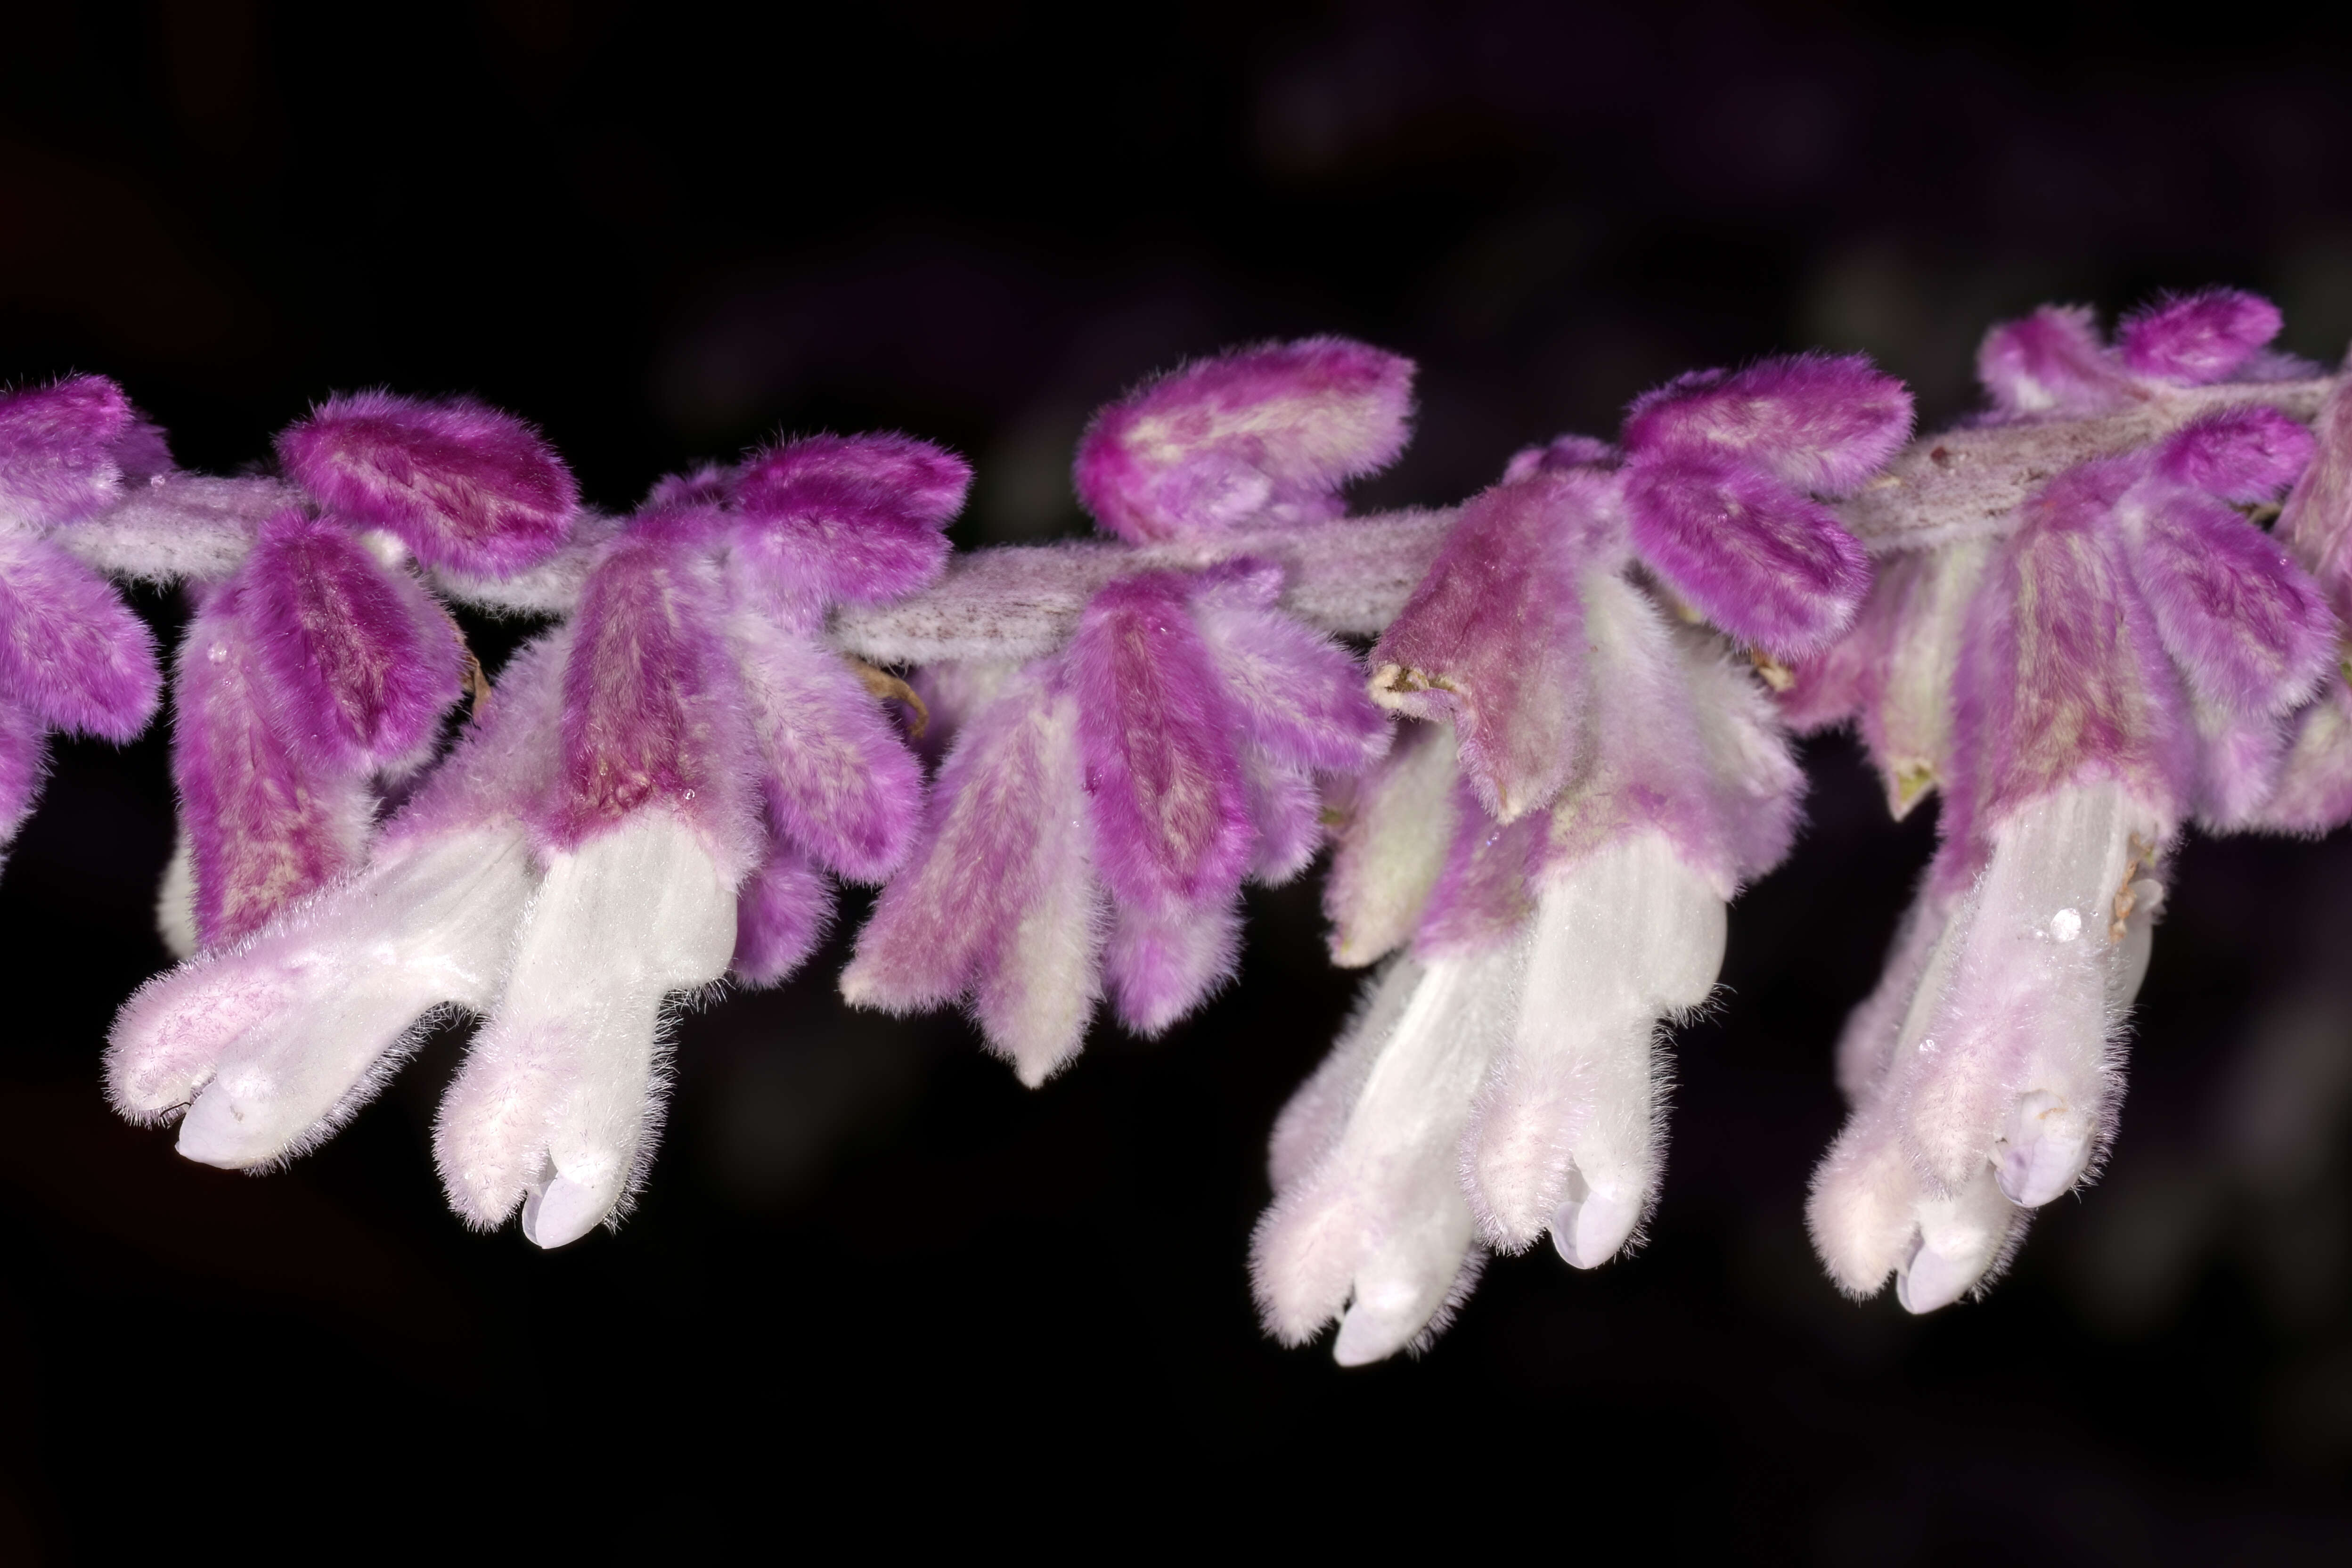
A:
7,2,2352,1558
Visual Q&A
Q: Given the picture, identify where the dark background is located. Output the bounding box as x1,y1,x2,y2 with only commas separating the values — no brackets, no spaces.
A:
6,1,2352,1558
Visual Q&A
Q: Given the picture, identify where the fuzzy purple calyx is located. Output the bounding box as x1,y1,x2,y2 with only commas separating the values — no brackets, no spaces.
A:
1076,337,1414,544
277,390,580,578
1625,452,1872,658
0,375,137,527
242,509,464,771
730,432,971,610
1622,353,1914,497
2117,289,2283,385
1072,572,1255,908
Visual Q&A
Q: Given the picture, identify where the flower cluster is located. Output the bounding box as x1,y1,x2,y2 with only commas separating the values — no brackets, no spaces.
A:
107,420,966,1246
841,340,1404,1082
1,287,2344,1362
1253,355,1907,1362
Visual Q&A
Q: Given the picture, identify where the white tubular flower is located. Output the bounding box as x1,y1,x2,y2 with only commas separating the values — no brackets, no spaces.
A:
1465,833,1725,1265
1810,783,2165,1310
435,809,737,1249
1253,941,1527,1366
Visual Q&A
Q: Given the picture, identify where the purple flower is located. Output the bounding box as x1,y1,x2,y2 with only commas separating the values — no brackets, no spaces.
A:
1255,351,1903,1362
1795,290,2347,1311
841,341,1403,1084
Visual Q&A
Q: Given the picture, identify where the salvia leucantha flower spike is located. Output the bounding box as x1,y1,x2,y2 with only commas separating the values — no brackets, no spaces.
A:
1789,289,2352,1315
24,295,2352,1331
1253,354,1910,1363
109,430,969,1247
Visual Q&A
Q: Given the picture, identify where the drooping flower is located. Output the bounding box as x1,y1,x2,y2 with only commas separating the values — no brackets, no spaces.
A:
140,393,584,953
0,376,171,867
839,339,1405,1084
1794,290,2347,1311
1253,353,1910,1363
107,433,967,1248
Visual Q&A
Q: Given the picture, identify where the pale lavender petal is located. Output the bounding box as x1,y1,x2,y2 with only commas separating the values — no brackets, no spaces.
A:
1191,560,1391,774
1071,573,1252,907
2277,373,2352,625
727,582,924,883
1371,474,1597,821
1323,718,1458,967
1240,749,1323,885
1898,784,2158,1198
967,737,1103,1086
0,692,47,860
0,533,161,742
1674,617,1809,884
277,391,580,577
1104,893,1241,1037
1625,453,1871,658
1413,777,1546,959
382,628,570,846
2115,288,2282,384
1621,353,1913,497
1076,337,1414,543
1462,833,1722,1258
841,667,1083,1016
1501,433,1616,481
2188,695,2291,829
731,839,833,989
2260,675,2352,833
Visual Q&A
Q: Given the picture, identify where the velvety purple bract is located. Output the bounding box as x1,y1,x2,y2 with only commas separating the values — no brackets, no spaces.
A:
1947,464,2193,854
2117,288,2282,384
242,509,463,771
548,531,739,848
277,391,581,577
0,376,134,525
732,842,831,988
0,696,44,853
1625,453,1871,658
730,432,971,612
2156,407,2315,502
1977,304,2138,416
1075,337,1415,543
1621,353,1914,495
2278,375,2352,626
2126,487,2334,719
174,577,372,949
1072,572,1254,907
1371,472,1596,820
0,533,161,742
